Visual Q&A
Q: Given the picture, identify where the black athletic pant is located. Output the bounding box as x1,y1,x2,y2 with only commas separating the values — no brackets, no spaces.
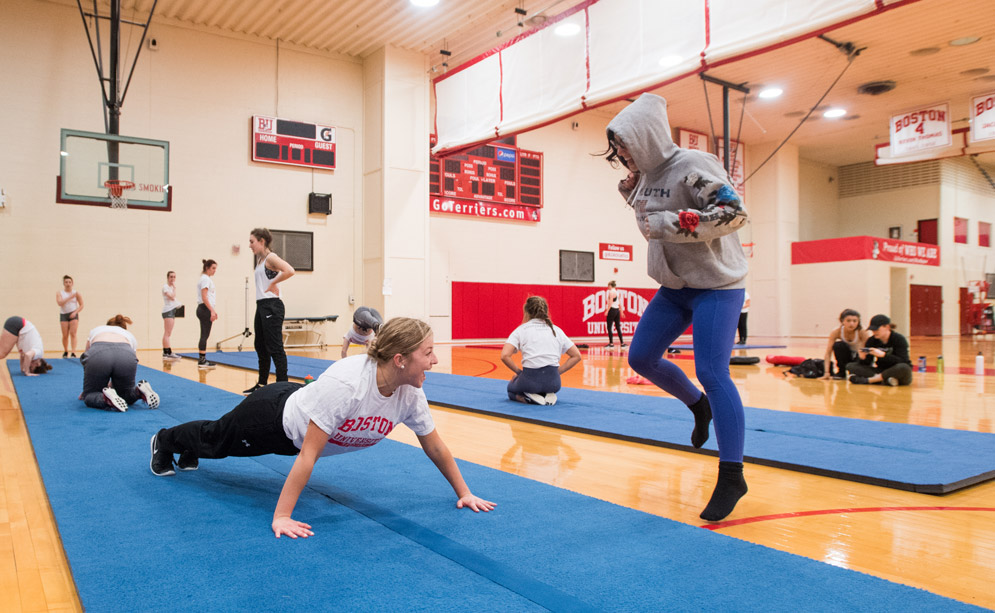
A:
831,340,856,376
845,361,914,385
196,304,213,353
80,342,141,409
156,382,302,459
737,312,748,344
254,297,287,385
606,308,623,344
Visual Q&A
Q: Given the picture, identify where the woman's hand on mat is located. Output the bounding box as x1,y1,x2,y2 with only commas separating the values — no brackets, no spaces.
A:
457,494,496,513
272,516,314,538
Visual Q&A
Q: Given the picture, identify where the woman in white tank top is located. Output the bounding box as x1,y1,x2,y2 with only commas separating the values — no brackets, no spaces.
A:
244,228,295,395
56,275,84,357
820,308,871,379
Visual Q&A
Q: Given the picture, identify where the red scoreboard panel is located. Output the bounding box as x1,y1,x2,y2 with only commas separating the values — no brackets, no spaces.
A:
430,137,543,208
252,115,336,170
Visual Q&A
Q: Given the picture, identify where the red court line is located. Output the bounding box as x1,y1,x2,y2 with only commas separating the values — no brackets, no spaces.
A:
701,506,995,530
457,357,498,377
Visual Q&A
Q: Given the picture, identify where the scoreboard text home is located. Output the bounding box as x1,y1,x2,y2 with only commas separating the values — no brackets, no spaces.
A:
430,137,543,208
252,115,336,170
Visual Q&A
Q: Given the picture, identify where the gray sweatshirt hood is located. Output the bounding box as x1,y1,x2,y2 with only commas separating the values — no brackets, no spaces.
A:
606,93,679,172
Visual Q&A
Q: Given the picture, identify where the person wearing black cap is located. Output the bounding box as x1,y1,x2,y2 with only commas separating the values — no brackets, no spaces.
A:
341,306,383,359
845,314,913,386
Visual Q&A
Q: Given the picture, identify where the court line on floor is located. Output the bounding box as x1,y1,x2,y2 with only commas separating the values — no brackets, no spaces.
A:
700,506,995,530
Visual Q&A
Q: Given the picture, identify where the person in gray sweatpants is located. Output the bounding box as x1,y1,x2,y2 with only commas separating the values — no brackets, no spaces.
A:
80,315,159,411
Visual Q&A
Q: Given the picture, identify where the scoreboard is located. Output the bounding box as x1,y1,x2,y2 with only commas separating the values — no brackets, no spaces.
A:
430,136,543,207
252,115,336,170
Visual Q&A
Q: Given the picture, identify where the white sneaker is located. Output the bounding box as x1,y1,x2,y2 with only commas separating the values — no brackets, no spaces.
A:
544,393,557,406
886,376,900,387
524,393,547,405
137,379,160,409
162,354,182,361
102,387,128,412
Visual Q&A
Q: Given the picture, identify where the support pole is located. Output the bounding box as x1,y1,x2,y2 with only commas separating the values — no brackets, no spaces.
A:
700,74,750,174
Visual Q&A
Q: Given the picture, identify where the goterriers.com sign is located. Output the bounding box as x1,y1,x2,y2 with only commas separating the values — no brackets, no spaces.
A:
431,196,540,223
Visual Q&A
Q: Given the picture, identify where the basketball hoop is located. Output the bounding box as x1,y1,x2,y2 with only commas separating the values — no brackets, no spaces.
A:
742,242,754,258
104,179,135,209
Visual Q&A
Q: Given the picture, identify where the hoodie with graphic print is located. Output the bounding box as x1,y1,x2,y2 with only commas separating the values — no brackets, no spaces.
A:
606,93,748,290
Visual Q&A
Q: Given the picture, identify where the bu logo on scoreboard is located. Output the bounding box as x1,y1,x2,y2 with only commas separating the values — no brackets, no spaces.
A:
256,116,275,133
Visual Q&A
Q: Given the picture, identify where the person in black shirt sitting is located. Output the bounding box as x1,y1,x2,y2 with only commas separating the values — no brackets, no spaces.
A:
845,314,913,386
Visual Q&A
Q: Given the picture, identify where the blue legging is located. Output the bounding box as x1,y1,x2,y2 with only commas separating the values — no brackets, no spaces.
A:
628,287,745,462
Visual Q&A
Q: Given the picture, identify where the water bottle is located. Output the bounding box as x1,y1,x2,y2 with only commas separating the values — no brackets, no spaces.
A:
917,356,927,373
976,352,985,376
936,356,944,374
304,374,315,385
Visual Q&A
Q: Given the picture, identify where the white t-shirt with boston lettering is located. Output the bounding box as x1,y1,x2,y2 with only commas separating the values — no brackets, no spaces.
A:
281,354,435,457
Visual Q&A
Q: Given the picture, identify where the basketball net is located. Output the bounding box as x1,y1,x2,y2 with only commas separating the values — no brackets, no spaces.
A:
104,180,135,210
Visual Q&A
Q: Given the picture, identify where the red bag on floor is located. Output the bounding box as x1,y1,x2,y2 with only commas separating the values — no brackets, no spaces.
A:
766,355,806,366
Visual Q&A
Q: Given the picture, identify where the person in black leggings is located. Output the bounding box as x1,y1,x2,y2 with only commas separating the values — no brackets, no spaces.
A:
196,259,219,368
243,228,296,395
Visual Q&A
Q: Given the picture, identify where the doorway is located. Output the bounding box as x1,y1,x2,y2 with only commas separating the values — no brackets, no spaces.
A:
910,284,942,336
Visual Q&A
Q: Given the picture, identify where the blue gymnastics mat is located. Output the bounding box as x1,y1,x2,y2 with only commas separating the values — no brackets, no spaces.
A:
8,359,982,612
183,352,995,494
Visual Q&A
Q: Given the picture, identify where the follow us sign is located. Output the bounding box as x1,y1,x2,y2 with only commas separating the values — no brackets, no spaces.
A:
599,243,632,261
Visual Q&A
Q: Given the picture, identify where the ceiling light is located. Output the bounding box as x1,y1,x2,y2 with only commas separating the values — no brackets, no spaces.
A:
658,54,683,68
758,87,783,99
949,36,981,46
909,47,940,56
554,23,581,37
409,0,439,6
823,108,846,118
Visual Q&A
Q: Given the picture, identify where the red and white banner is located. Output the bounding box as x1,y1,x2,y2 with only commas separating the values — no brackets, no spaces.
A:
452,282,660,339
717,138,746,198
430,196,540,223
678,128,710,152
889,102,952,156
971,92,995,143
599,243,633,261
792,236,940,267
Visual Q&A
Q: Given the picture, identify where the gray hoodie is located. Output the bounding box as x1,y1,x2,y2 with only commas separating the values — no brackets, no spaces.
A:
607,93,748,290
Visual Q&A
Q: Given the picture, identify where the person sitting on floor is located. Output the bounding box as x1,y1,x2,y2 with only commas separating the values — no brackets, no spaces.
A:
819,308,872,380
845,314,913,386
80,315,159,411
501,296,582,406
1,316,51,376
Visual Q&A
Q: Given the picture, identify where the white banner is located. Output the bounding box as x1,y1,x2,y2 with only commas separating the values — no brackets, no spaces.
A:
717,138,746,198
971,92,995,143
889,102,952,156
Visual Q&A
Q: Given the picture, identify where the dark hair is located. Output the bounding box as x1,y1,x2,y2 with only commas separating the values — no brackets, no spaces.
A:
63,275,73,282
608,280,616,288
167,270,175,279
523,296,556,336
839,309,862,330
107,314,133,329
202,259,217,273
31,358,52,374
597,128,629,170
250,228,273,248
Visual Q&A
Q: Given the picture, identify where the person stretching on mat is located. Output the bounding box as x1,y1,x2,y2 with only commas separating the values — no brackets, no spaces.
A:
80,315,159,411
56,275,84,357
341,306,383,359
603,93,749,522
196,259,218,369
243,228,296,395
161,271,182,361
501,296,582,406
1,316,52,376
604,281,626,349
819,309,870,380
149,317,496,538
845,314,913,386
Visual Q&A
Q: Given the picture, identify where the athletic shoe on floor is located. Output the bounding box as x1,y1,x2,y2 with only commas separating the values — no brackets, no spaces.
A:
885,376,900,387
606,344,615,349
102,387,128,412
177,451,199,471
62,351,68,358
849,375,869,385
524,393,547,405
620,343,628,349
150,433,175,477
198,359,216,369
70,353,76,358
242,383,265,395
544,393,557,406
137,379,160,409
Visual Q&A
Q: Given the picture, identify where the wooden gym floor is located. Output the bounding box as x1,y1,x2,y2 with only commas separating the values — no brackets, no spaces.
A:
2,335,994,611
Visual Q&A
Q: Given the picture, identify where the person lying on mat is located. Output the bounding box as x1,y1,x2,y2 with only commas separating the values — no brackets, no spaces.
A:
844,314,913,386
819,308,871,381
80,315,159,411
340,306,383,359
150,317,495,538
501,296,582,406
1,316,52,376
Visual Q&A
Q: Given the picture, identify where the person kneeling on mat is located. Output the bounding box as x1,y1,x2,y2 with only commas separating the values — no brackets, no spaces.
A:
149,317,495,538
845,314,913,386
501,296,582,406
1,316,51,376
80,315,159,411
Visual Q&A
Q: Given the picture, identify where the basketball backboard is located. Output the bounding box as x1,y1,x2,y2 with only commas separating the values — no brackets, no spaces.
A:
58,128,170,210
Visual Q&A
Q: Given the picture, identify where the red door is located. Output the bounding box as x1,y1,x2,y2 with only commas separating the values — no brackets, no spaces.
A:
910,284,942,336
960,287,974,335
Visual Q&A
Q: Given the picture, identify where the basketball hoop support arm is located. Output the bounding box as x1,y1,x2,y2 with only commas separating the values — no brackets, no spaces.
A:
699,74,749,175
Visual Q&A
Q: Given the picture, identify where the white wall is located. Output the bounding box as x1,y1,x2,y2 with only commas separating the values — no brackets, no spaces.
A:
798,159,839,241
0,0,365,352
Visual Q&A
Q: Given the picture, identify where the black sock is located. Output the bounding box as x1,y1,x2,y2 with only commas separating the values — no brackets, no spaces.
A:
688,394,712,448
700,461,748,522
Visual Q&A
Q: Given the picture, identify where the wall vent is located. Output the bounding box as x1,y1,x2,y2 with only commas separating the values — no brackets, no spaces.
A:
838,160,940,198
